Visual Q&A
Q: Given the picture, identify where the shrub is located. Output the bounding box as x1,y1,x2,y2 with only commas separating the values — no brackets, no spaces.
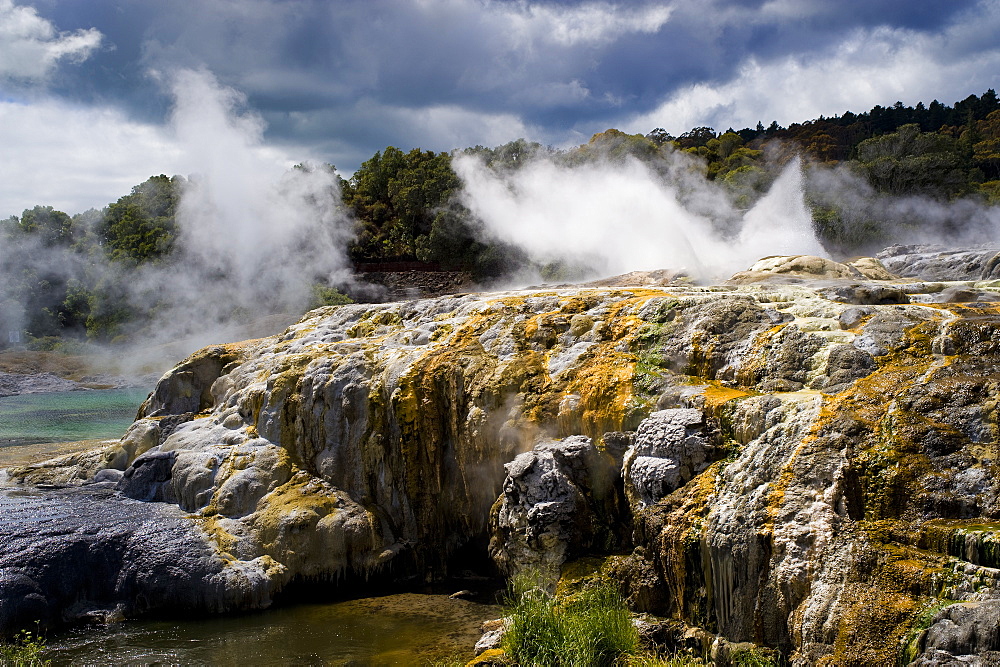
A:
729,647,777,667
309,284,354,308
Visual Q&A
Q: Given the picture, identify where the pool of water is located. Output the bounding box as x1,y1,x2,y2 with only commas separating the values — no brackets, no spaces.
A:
0,388,149,448
44,592,500,666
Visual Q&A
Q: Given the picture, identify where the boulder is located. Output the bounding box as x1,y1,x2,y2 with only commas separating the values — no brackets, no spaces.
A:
489,436,623,586
623,409,715,509
845,257,898,281
729,255,862,284
0,485,277,637
910,601,1000,665
117,451,177,503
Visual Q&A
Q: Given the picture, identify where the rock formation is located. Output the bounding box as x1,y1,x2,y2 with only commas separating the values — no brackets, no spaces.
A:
3,252,1000,664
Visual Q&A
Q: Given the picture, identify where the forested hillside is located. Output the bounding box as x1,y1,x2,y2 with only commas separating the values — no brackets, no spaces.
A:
3,90,998,349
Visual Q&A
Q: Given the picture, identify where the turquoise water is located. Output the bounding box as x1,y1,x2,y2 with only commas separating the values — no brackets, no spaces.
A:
0,388,149,447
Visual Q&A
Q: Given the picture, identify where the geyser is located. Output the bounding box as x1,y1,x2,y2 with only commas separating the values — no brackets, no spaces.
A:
101,69,356,368
453,150,827,282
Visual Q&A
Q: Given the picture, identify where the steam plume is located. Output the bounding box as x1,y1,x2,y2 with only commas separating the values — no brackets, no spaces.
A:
114,69,354,369
452,151,827,281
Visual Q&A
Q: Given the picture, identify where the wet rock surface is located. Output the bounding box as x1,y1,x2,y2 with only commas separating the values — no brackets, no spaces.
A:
0,483,275,636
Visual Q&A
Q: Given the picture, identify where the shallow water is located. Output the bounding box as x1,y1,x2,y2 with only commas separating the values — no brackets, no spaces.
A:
0,388,149,449
44,592,500,666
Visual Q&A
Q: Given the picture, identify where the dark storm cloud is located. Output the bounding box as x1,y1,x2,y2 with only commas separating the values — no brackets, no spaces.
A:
2,0,999,214
28,1,990,125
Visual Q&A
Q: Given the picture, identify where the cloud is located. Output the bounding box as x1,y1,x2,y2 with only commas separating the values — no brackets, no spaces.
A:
623,3,1000,135
285,98,537,161
0,73,319,218
0,0,101,80
128,1,674,129
4,0,1000,209
496,1,672,47
0,98,182,216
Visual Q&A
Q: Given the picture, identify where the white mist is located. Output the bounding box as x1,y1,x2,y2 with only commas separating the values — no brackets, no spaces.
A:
737,157,827,266
454,151,827,282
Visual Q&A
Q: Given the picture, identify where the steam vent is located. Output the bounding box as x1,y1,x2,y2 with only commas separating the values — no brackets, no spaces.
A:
4,246,1000,665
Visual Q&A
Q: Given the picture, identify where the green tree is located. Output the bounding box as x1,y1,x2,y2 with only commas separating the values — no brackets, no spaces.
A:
0,206,92,341
13,206,75,247
571,129,661,163
463,139,548,170
99,174,183,265
973,109,1000,180
343,147,459,260
721,164,771,209
853,124,969,198
677,126,716,149
644,127,674,146
84,271,135,342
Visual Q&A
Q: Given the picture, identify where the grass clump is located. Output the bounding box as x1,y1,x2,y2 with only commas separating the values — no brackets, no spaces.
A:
0,630,50,667
729,647,777,667
502,572,639,666
626,653,705,666
309,283,354,309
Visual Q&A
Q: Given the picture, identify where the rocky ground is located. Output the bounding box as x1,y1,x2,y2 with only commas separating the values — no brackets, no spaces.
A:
3,245,1000,665
0,372,81,397
0,350,157,397
354,269,475,302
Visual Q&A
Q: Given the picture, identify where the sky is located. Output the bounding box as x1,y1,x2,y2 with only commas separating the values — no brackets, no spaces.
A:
1,0,999,217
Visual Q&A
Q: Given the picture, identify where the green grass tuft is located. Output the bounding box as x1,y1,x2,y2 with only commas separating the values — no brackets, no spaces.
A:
0,630,50,667
502,572,639,667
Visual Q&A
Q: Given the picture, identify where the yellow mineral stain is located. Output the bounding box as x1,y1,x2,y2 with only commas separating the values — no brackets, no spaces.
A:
701,383,752,410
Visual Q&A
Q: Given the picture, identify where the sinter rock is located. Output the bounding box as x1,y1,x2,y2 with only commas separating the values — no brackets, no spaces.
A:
5,274,1000,664
623,409,715,509
910,601,1000,665
489,436,622,587
0,484,278,636
877,244,1000,281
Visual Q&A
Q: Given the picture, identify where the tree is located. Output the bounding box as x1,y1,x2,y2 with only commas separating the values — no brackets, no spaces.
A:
677,126,716,149
715,131,744,160
99,175,183,265
721,164,771,209
464,139,547,169
570,129,662,163
0,205,91,341
343,147,459,260
973,109,1000,180
853,124,969,198
645,128,674,146
13,206,75,247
